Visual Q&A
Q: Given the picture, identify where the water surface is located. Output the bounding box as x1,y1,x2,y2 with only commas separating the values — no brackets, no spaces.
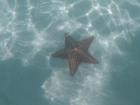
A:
0,0,140,105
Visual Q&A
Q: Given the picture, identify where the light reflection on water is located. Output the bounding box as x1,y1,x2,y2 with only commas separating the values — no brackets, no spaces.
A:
0,0,140,105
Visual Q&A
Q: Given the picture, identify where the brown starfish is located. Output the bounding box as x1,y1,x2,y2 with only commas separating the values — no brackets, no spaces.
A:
52,33,98,75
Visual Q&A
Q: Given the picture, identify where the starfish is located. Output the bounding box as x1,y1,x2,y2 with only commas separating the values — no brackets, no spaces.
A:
52,33,98,75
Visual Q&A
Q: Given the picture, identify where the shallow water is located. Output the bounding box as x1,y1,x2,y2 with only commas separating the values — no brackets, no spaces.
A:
0,0,140,105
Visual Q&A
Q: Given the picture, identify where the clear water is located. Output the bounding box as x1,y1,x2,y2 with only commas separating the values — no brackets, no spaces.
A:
0,0,140,105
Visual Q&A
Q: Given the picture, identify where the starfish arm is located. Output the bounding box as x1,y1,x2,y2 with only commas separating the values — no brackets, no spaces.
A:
78,36,94,51
77,50,98,64
83,53,98,64
68,51,80,75
65,33,78,49
51,48,68,59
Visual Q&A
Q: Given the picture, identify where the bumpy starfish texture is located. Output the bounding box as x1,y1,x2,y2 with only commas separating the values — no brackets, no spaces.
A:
52,33,98,75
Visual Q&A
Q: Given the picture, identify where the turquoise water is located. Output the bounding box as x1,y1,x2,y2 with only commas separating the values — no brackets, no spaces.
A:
0,0,140,105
